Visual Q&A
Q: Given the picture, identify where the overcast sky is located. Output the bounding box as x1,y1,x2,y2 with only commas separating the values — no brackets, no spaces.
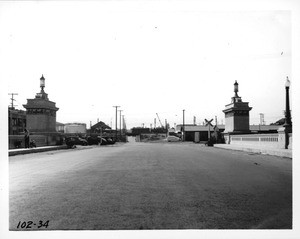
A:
0,1,296,130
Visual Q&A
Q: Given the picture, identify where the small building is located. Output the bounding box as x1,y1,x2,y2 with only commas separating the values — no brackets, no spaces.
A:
176,124,225,142
249,124,282,133
8,107,26,135
90,121,111,133
56,122,65,133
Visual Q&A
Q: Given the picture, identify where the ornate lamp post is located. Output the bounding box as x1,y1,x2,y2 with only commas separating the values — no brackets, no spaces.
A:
283,76,292,149
234,80,239,97
40,75,45,92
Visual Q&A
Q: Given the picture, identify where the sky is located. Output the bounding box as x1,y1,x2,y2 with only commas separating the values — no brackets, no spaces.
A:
0,1,296,130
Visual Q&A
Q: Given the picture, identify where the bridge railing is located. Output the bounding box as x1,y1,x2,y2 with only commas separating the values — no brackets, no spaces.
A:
230,134,280,148
228,132,292,149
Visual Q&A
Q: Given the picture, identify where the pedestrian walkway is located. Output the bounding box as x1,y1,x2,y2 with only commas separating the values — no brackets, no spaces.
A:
214,144,292,158
9,145,68,156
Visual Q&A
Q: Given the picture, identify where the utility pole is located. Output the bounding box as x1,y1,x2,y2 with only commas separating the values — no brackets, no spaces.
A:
118,109,123,140
113,106,120,141
154,118,156,129
182,109,185,141
8,93,18,135
122,115,125,133
8,93,18,109
215,116,218,142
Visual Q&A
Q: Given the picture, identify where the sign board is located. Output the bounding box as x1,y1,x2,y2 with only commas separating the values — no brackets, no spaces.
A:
205,119,213,127
205,119,213,140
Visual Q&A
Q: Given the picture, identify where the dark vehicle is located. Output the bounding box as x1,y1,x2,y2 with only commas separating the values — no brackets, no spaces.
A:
86,136,109,145
106,138,115,145
30,140,36,148
99,137,107,145
65,136,88,147
14,140,22,148
86,136,99,145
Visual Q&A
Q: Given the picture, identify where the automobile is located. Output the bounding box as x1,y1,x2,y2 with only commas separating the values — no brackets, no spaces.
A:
105,138,115,145
167,135,181,142
65,136,88,147
86,136,99,145
29,140,36,148
98,137,108,145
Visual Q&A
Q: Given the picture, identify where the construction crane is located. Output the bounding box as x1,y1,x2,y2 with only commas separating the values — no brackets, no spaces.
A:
156,113,164,128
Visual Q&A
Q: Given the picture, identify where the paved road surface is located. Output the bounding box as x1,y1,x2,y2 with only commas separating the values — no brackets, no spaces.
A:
9,142,292,230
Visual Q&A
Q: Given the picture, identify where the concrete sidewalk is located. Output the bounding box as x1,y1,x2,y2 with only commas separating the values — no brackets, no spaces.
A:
9,145,69,156
214,144,292,158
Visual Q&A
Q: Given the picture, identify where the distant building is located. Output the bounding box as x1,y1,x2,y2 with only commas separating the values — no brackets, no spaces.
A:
8,107,26,135
90,121,111,133
249,124,281,133
64,123,87,134
176,124,225,142
175,123,281,142
56,122,65,133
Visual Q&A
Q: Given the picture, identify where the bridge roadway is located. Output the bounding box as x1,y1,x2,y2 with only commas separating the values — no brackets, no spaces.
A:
9,141,292,230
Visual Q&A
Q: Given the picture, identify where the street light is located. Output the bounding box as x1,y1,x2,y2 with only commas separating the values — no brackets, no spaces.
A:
40,75,45,92
283,76,292,149
234,80,239,97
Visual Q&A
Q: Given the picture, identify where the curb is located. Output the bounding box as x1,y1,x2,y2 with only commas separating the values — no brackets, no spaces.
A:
9,145,69,156
214,144,292,159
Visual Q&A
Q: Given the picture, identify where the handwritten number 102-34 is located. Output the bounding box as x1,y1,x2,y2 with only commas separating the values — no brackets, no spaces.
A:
17,220,49,229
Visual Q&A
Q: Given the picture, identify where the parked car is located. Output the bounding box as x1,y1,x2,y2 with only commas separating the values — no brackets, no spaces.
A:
105,138,115,145
30,140,36,148
167,136,181,142
86,136,99,145
98,137,108,145
65,136,88,147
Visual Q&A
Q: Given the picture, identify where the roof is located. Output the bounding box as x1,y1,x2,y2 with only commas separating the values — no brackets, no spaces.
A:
64,123,87,126
178,124,281,132
180,125,225,132
249,125,282,131
91,121,111,130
